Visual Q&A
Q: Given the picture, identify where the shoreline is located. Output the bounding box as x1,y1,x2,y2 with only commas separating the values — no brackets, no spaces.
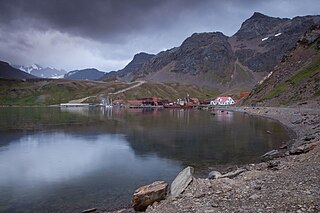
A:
138,106,320,213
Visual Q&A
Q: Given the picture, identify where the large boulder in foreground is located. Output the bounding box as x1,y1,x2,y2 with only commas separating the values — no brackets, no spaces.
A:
132,180,168,211
171,166,194,198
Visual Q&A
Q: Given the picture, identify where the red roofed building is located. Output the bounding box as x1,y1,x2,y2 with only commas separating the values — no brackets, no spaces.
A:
210,96,236,105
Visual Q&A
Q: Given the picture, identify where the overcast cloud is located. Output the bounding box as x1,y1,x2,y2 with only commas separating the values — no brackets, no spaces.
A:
0,0,319,71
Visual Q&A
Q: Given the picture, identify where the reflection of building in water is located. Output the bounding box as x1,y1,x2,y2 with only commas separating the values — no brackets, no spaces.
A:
60,106,90,117
100,107,113,119
215,110,233,122
60,107,114,119
168,109,190,124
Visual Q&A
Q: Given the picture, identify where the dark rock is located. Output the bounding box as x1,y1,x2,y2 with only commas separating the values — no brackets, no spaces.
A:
304,136,315,141
132,181,168,211
253,185,262,190
171,166,194,198
208,171,222,179
268,160,281,170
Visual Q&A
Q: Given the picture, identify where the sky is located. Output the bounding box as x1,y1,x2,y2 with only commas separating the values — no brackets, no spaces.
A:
0,0,319,72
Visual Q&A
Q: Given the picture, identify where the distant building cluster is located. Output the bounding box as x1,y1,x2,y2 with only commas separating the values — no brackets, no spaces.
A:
62,92,249,108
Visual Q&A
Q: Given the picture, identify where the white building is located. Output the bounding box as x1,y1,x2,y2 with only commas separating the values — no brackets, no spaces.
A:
210,96,236,106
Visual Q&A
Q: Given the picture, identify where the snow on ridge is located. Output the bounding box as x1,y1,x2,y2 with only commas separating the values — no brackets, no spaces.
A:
19,67,28,72
31,64,39,69
262,37,269,41
275,33,282,37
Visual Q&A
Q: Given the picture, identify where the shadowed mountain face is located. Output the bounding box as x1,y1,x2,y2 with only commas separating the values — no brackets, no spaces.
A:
242,25,320,107
64,68,105,80
103,13,320,94
0,61,36,79
102,52,155,82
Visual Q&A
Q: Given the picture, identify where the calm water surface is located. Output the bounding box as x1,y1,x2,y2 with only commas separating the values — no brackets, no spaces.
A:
0,107,289,212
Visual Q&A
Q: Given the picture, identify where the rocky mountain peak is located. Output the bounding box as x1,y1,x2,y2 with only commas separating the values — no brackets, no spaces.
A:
234,12,283,40
250,12,270,19
180,32,227,49
131,52,155,63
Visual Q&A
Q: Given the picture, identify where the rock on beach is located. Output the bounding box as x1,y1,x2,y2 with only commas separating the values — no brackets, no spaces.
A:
132,181,168,211
171,166,194,198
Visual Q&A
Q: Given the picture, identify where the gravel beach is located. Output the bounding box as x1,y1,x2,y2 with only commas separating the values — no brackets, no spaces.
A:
105,107,320,213
146,107,320,213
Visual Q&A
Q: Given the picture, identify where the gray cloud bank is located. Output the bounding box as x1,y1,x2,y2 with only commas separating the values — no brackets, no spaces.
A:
0,0,319,71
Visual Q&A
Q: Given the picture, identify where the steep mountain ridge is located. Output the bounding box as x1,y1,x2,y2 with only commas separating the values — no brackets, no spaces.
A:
0,61,36,79
106,12,320,95
102,52,155,81
242,25,320,107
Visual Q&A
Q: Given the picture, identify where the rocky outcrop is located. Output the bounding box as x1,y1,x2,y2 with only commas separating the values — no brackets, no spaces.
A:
170,166,194,198
132,180,168,211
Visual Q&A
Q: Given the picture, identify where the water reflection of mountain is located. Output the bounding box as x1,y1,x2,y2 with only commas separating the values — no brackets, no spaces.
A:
123,110,289,166
0,107,289,167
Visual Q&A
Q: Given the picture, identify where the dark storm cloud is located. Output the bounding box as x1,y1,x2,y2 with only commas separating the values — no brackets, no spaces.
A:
0,0,214,42
0,0,319,71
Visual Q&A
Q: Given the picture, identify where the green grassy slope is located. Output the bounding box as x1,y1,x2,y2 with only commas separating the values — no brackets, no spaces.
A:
0,79,220,106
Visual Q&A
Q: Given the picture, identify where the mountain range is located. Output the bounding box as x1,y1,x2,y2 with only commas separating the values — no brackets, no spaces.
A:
1,12,319,102
102,12,320,94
